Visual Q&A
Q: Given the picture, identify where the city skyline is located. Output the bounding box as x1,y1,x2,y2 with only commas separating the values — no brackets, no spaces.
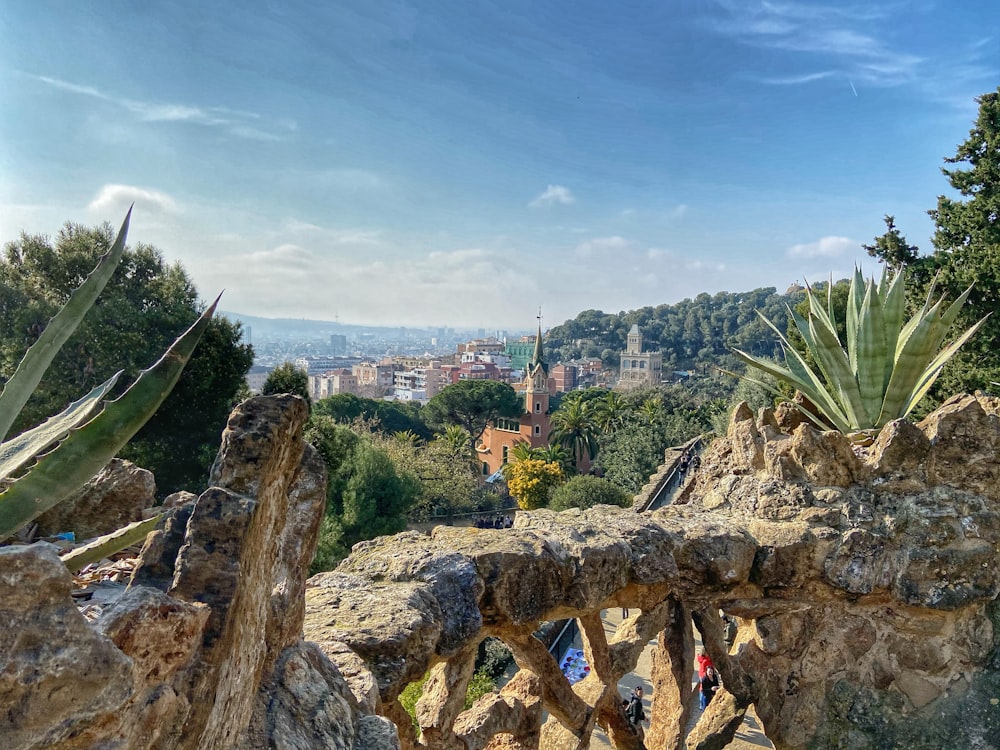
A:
2,1,998,328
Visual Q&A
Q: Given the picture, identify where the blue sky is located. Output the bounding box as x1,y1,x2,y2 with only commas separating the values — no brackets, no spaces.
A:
1,1,997,328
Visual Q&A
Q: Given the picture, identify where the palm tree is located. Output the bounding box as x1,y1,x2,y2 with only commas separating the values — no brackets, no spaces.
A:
550,398,600,471
639,397,664,426
439,424,470,453
509,440,537,462
536,443,574,474
594,390,628,433
436,425,477,473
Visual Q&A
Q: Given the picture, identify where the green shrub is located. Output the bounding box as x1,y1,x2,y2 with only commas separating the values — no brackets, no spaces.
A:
475,637,513,680
549,474,630,511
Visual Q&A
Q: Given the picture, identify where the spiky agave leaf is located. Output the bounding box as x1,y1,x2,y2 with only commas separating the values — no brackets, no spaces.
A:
0,209,132,441
0,373,120,481
731,309,849,431
0,295,220,539
59,513,163,573
733,268,984,433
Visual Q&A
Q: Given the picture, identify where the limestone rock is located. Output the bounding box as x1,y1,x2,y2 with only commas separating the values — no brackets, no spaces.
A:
35,458,155,538
0,544,133,750
919,394,1000,499
1,395,365,750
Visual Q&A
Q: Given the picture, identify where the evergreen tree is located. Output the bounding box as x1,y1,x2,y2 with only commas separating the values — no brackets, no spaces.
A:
863,215,920,271
924,87,1000,395
263,361,311,406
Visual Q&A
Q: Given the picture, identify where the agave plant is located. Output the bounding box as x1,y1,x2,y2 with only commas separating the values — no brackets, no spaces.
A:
732,267,986,433
0,208,217,543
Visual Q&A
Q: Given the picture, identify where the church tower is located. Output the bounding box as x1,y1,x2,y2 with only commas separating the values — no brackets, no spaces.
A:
626,324,642,355
524,319,549,418
477,314,552,478
619,323,662,389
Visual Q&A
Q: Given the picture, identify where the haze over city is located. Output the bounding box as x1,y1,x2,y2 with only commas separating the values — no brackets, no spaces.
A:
2,1,998,328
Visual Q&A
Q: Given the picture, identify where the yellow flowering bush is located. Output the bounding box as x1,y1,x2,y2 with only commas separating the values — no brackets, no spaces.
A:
504,458,564,510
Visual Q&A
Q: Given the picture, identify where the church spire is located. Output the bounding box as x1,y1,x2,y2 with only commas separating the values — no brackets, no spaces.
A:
531,308,544,371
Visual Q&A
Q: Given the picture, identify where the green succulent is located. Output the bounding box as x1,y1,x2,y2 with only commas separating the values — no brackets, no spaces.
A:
0,208,216,542
732,267,986,433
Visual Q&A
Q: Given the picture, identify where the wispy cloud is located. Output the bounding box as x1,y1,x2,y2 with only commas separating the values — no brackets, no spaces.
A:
787,235,855,259
706,2,923,87
32,74,292,141
88,184,178,215
754,71,836,85
282,218,382,245
529,184,575,208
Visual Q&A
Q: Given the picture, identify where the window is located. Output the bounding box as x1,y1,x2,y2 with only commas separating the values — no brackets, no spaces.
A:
502,445,509,464
482,462,489,475
533,424,541,436
639,361,645,369
534,401,541,412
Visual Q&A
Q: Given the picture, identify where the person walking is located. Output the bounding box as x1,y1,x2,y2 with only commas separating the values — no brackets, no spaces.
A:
625,685,647,747
701,665,720,708
696,648,714,710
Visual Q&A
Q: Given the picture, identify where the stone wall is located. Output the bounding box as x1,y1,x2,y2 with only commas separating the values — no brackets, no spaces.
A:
304,394,1000,750
4,393,1000,749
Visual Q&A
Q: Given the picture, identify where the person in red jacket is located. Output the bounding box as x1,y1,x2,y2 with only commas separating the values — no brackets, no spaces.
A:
696,649,714,710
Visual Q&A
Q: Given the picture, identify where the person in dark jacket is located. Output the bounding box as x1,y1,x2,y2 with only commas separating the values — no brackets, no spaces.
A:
701,665,720,708
625,685,646,746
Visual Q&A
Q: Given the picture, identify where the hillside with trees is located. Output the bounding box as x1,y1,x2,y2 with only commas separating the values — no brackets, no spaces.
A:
544,286,798,373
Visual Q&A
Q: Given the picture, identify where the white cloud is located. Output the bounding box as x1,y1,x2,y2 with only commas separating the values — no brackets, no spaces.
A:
574,236,630,258
685,259,727,272
529,184,575,208
787,235,856,259
282,219,382,245
188,239,533,327
667,204,689,220
248,244,316,269
88,184,178,216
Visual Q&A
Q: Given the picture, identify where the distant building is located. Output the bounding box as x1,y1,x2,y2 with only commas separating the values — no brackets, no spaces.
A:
310,369,359,400
295,355,360,374
456,361,502,381
245,364,271,394
352,361,399,396
457,337,505,356
329,333,347,355
618,324,662,389
392,364,449,402
505,335,538,371
550,362,578,393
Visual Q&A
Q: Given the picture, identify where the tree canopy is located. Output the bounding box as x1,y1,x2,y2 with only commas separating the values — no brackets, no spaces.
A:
305,416,419,572
0,221,253,493
313,392,429,438
262,362,311,405
544,287,796,371
923,86,1000,395
423,380,522,452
